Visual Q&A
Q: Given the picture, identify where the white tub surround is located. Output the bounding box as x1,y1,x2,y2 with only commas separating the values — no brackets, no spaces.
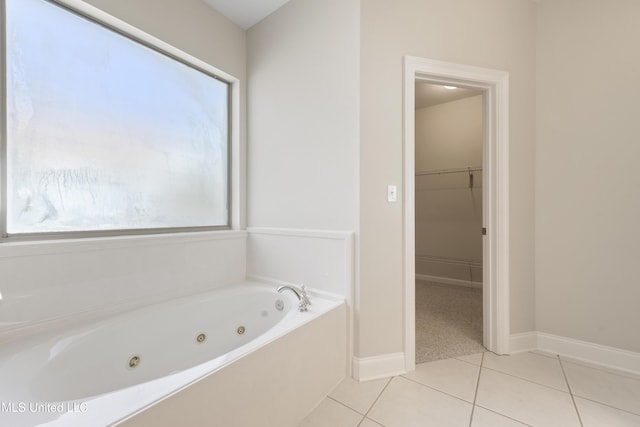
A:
0,281,346,427
246,227,355,375
0,231,247,344
0,227,354,426
246,228,355,298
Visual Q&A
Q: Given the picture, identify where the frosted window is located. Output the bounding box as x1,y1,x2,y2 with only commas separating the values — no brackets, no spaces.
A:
4,0,229,234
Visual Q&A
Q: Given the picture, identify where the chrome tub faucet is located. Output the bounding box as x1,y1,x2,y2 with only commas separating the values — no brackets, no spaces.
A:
277,284,311,312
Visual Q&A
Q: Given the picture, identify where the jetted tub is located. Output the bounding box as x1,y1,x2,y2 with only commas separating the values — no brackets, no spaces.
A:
0,280,346,426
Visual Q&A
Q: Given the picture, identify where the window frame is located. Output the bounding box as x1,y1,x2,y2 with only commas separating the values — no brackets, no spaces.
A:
0,0,237,242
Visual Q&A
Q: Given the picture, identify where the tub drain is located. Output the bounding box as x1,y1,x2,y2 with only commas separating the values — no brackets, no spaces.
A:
236,326,246,335
275,299,284,311
128,355,141,369
196,333,206,343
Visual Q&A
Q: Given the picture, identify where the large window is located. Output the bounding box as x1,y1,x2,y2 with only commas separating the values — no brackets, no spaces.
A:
2,0,230,237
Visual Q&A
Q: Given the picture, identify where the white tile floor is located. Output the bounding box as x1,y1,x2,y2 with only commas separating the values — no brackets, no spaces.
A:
298,352,640,427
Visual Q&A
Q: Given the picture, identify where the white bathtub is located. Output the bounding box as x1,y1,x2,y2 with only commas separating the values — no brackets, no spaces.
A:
0,280,346,426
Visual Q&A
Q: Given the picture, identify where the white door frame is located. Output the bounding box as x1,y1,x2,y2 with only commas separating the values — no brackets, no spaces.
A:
403,56,510,371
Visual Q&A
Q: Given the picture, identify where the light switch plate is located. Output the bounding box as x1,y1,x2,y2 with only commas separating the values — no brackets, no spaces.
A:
387,185,397,202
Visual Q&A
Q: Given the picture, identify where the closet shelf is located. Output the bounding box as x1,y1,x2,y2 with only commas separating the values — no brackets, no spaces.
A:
415,166,482,177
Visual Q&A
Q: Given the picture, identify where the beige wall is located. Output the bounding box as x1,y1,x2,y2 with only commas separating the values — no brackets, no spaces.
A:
246,0,360,230
415,95,483,266
536,0,640,352
360,0,537,357
80,0,640,359
83,0,246,81
415,95,483,172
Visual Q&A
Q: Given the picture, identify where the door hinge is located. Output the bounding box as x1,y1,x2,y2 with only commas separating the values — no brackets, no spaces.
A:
482,227,487,235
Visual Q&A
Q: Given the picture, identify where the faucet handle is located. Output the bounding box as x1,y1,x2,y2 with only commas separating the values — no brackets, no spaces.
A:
298,301,309,312
300,284,311,305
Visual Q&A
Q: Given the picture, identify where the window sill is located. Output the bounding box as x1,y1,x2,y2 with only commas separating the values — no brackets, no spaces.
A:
0,229,248,258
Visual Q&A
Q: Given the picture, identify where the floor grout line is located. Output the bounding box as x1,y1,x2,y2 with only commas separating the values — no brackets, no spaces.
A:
473,404,535,427
468,352,485,427
559,355,584,427
452,352,487,368
480,365,572,393
326,395,368,417
362,376,393,420
414,352,485,370
355,413,369,427
559,355,640,381
528,349,560,360
357,416,385,427
416,349,484,376
573,395,640,417
324,398,387,427
400,375,477,406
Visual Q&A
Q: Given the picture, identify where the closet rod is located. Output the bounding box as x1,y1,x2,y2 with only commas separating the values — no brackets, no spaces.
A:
415,166,482,177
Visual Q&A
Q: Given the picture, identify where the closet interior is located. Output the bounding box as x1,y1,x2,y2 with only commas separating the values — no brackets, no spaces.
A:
414,82,486,363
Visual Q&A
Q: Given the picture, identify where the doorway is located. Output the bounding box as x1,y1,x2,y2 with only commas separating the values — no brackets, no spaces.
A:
403,57,510,372
414,82,485,363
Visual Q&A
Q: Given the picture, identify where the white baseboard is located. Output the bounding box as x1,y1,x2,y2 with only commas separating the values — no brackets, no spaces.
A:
508,332,539,353
416,274,482,289
509,332,640,376
352,353,406,381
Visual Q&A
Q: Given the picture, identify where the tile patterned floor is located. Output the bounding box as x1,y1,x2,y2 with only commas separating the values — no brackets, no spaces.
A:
298,351,640,427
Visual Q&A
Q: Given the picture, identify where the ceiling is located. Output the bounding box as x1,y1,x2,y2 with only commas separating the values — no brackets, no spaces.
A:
202,0,292,29
415,82,482,109
200,3,483,108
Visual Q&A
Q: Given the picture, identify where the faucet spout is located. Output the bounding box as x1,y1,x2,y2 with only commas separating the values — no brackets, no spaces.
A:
277,285,301,299
277,284,311,312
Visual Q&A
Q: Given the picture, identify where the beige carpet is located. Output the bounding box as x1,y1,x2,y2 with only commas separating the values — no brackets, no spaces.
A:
415,280,485,364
